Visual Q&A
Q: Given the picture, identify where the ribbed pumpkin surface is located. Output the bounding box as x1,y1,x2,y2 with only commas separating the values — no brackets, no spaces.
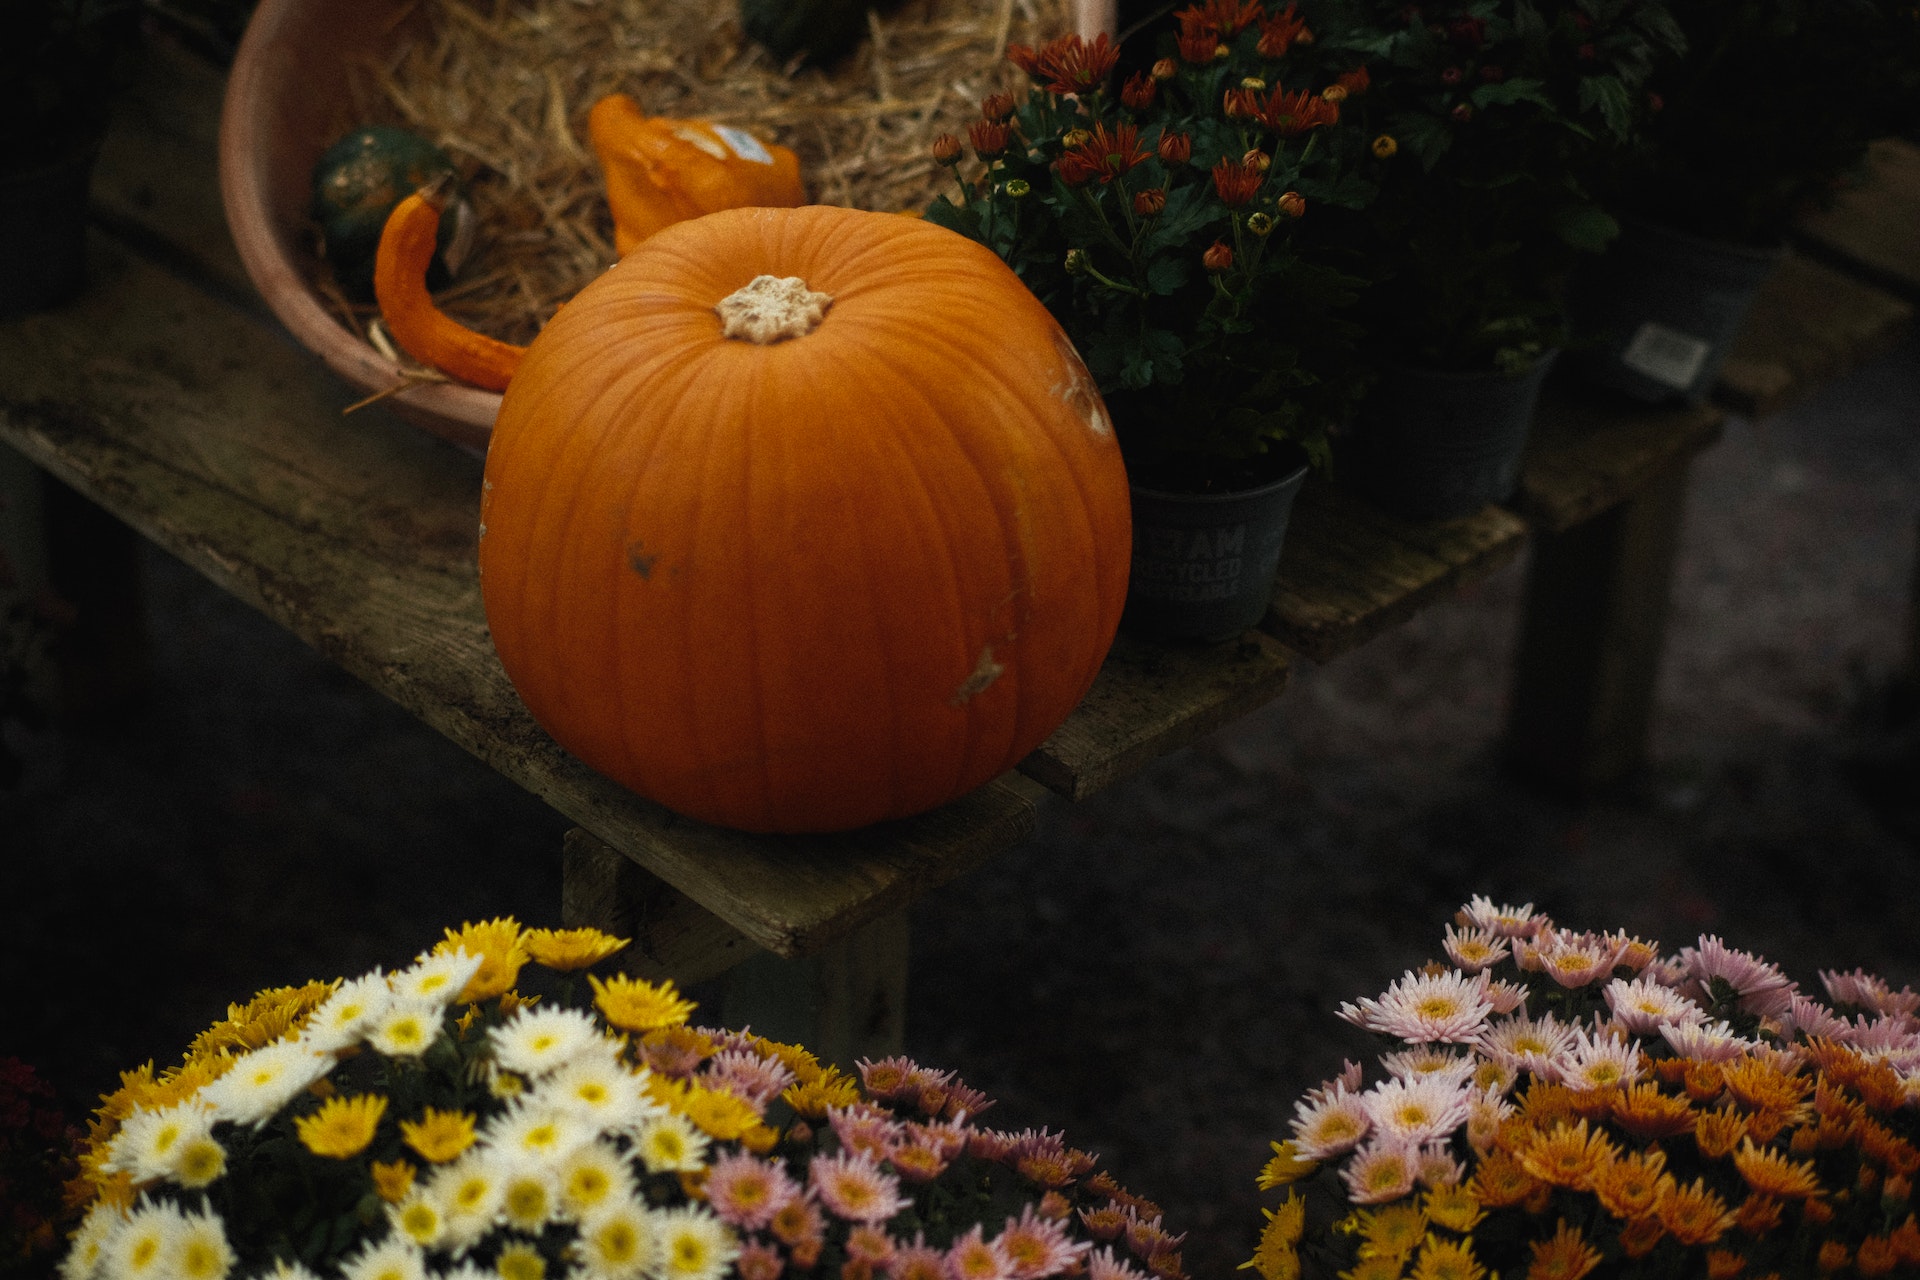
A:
478,205,1131,833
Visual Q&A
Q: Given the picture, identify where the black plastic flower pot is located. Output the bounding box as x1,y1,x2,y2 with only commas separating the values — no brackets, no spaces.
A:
1341,350,1559,522
0,143,101,321
1566,217,1784,407
1120,458,1310,644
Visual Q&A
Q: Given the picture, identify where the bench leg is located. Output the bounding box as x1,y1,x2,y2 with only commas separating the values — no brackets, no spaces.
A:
1505,456,1695,797
561,827,911,1067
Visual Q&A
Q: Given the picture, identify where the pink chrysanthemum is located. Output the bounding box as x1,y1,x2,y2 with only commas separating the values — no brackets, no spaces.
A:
1841,1016,1920,1071
1085,1246,1151,1280
1660,1018,1754,1062
1605,975,1707,1035
1465,1088,1515,1153
948,1225,1015,1280
1786,994,1858,1040
1537,930,1624,989
1362,1074,1471,1144
1683,935,1798,1017
891,1141,954,1184
999,1204,1091,1279
905,1117,971,1160
1475,1011,1578,1080
1378,1047,1477,1089
1562,1029,1645,1092
1487,979,1529,1015
967,1129,1019,1161
1459,896,1546,938
828,1105,904,1161
1606,930,1662,973
844,1225,897,1266
940,1081,993,1121
808,1150,909,1224
705,1151,797,1230
1442,924,1510,973
893,1237,953,1280
1337,968,1495,1044
1822,968,1920,1021
736,1242,785,1280
1338,1135,1420,1205
1289,1084,1372,1158
702,1049,796,1110
1418,1140,1464,1189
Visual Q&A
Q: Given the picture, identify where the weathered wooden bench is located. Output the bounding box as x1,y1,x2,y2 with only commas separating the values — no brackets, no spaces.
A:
2,38,1913,1065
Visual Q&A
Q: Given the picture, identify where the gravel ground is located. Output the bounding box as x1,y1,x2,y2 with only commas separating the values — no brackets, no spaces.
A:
3,332,1916,1276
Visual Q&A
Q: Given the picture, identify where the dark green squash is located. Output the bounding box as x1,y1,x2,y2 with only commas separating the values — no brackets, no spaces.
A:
311,125,472,300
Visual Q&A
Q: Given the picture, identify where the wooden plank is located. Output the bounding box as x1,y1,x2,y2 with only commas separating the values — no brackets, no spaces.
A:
1506,459,1694,796
561,828,757,985
1018,629,1290,800
1515,387,1723,535
1264,480,1527,663
0,237,1038,959
1795,137,1920,299
1715,252,1913,420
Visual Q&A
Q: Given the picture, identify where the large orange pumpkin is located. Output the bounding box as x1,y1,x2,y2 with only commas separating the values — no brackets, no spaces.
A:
478,205,1132,833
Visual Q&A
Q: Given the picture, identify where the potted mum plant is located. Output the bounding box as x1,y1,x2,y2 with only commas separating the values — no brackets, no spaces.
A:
1567,0,1920,405
61,915,1191,1280
1299,0,1683,519
924,16,1377,642
0,0,144,318
1247,895,1920,1279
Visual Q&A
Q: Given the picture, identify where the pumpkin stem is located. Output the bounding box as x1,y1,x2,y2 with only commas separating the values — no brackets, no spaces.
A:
715,275,834,344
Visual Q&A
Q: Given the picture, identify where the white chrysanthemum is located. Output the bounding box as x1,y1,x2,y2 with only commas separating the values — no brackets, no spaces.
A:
485,1099,594,1167
336,1234,429,1280
490,1006,604,1078
58,1201,125,1280
256,1259,324,1280
300,972,393,1052
1660,1018,1754,1062
169,1206,234,1280
634,1110,711,1174
388,1188,445,1250
1562,1029,1645,1091
1362,1073,1471,1144
388,948,484,1007
541,1047,658,1132
656,1204,740,1280
105,1098,220,1183
105,1198,187,1280
431,1151,506,1255
499,1161,563,1233
1337,968,1495,1044
558,1139,640,1221
574,1199,662,1280
1289,1084,1371,1159
1604,975,1707,1035
1475,1011,1578,1079
200,1040,334,1127
1378,1047,1478,1089
1458,896,1545,938
366,1000,445,1059
1441,924,1511,973
437,1266,493,1280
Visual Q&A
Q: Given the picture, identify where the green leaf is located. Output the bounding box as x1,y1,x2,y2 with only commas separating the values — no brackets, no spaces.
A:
1470,77,1556,113
1144,255,1190,297
1551,203,1621,254
1577,74,1633,141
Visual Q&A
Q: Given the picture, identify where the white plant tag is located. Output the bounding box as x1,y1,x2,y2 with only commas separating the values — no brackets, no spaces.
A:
713,125,776,165
1619,322,1713,391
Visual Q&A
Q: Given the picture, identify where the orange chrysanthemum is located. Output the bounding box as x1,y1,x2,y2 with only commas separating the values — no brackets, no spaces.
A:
1818,1241,1852,1272
1519,1083,1581,1128
1857,1235,1900,1276
1889,1215,1920,1264
1618,1213,1666,1259
1723,1058,1812,1114
370,1158,416,1204
1732,1138,1823,1199
1705,1248,1748,1278
1518,1118,1616,1191
1526,1219,1602,1280
1472,1148,1539,1208
1684,1061,1727,1102
1612,1081,1696,1140
1594,1148,1673,1220
1735,1192,1785,1236
1056,121,1151,186
1697,1107,1752,1159
1661,1177,1736,1246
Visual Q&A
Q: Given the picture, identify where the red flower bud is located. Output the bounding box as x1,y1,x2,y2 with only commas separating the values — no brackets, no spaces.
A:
1157,131,1193,164
1122,71,1158,110
1152,57,1179,81
982,92,1017,122
968,120,1010,159
1133,188,1167,217
1440,66,1463,86
1203,241,1233,272
1276,190,1306,218
1450,103,1474,123
931,133,963,165
1578,42,1597,61
1480,64,1504,82
1242,148,1271,173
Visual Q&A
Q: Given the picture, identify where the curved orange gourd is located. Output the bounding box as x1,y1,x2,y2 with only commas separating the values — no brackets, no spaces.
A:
373,188,525,391
478,205,1132,833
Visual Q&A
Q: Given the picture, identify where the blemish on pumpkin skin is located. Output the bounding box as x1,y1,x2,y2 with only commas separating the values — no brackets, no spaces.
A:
950,645,1005,705
628,540,656,578
1050,332,1111,437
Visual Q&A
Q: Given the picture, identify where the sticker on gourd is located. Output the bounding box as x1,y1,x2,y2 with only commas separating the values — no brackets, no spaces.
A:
1050,331,1110,437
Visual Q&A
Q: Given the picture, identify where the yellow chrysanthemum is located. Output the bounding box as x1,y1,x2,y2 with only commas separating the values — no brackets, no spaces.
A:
677,1085,762,1140
591,973,698,1033
370,1158,416,1203
1258,1141,1319,1189
525,926,631,971
436,918,529,1003
398,1107,477,1164
1357,1204,1426,1261
782,1073,863,1120
1409,1235,1485,1280
1337,1258,1402,1280
1526,1219,1603,1280
752,1037,826,1086
1422,1184,1483,1234
1240,1206,1303,1280
294,1093,388,1159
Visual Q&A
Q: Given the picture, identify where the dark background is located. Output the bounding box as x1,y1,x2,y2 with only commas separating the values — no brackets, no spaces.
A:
5,329,1917,1276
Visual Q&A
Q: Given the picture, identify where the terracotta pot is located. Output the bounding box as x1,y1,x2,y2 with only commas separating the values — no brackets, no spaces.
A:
218,0,500,450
